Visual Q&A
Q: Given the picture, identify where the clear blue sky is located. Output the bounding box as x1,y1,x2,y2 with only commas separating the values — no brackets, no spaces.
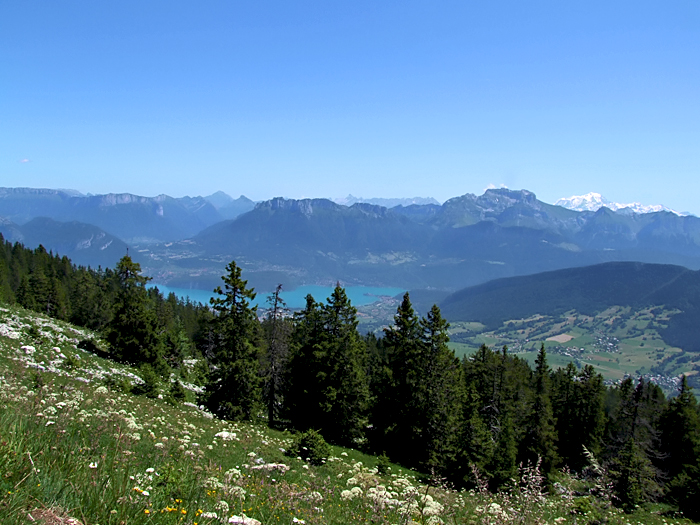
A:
2,1,699,212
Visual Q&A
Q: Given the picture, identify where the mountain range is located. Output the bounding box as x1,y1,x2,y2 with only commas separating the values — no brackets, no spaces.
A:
555,192,684,215
0,215,128,268
333,195,441,207
140,189,700,291
2,186,700,293
0,187,255,243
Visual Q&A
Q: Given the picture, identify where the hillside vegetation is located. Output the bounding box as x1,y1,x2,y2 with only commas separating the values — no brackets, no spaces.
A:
2,238,700,523
0,304,691,525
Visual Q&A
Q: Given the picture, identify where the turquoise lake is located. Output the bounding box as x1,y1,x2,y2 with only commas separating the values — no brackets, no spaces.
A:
149,284,405,309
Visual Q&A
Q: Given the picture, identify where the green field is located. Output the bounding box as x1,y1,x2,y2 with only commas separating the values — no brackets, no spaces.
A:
446,305,697,393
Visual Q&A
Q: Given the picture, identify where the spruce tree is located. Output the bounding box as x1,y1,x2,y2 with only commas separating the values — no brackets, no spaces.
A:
318,286,371,446
106,255,164,369
606,378,664,510
419,304,463,473
204,260,261,420
384,293,424,466
489,410,518,489
286,287,370,447
519,344,558,479
459,344,528,489
262,284,292,428
285,294,324,431
660,376,700,519
552,363,606,471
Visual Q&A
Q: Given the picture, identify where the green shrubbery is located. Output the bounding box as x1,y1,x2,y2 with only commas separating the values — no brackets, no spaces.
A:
288,429,332,466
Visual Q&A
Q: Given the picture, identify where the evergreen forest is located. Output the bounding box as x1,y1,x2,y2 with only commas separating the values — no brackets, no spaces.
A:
2,233,700,520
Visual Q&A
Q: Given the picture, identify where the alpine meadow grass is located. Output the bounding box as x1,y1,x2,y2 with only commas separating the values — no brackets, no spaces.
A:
0,305,692,525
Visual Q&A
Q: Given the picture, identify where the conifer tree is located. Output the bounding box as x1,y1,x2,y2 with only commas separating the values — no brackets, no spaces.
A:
383,293,424,465
458,344,527,489
286,288,370,447
660,376,700,519
606,377,664,510
318,286,371,446
458,384,497,484
106,255,164,369
489,410,518,488
285,295,324,431
520,344,558,479
262,284,292,428
204,260,261,420
418,304,463,473
552,363,606,470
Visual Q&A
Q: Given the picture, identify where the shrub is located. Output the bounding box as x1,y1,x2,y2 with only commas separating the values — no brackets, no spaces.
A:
376,453,391,474
63,353,81,369
168,379,187,403
288,429,331,466
103,374,132,393
132,364,160,399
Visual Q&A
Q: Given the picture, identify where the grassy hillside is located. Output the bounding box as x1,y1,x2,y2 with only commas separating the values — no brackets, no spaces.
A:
0,304,688,525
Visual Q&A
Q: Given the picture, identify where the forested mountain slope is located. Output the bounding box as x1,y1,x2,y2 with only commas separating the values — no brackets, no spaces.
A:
440,261,700,352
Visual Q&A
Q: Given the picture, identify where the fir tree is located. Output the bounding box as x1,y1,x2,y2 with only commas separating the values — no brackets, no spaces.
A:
520,344,558,479
261,284,292,428
106,255,164,369
204,260,261,420
660,376,700,519
383,293,423,465
418,304,463,473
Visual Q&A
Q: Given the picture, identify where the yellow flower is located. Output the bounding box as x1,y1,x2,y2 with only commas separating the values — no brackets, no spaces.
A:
144,509,150,514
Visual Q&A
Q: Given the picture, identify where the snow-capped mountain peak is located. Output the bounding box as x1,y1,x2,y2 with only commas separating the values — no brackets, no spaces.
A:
555,192,609,212
555,193,683,215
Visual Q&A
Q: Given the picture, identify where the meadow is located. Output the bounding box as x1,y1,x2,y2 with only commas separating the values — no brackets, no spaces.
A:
0,304,693,524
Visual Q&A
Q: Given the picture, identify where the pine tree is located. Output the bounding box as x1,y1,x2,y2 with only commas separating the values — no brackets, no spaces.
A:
204,260,261,420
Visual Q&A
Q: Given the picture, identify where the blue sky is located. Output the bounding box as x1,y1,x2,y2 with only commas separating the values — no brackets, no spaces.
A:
2,1,699,212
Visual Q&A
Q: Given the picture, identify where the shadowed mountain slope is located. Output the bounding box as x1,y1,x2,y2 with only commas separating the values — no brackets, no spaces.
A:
439,261,700,352
0,217,128,268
